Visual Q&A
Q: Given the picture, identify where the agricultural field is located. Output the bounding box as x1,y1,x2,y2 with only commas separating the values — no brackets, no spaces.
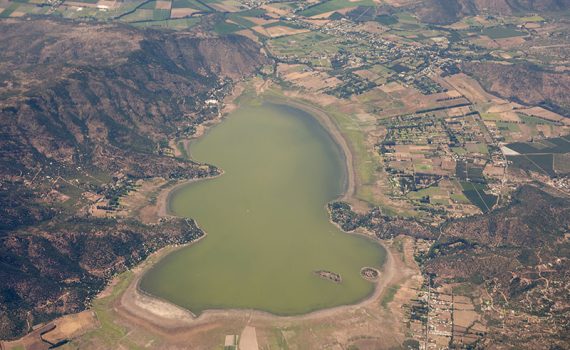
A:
480,25,527,39
268,31,339,58
505,136,570,177
376,108,499,215
507,135,570,154
0,0,224,28
482,107,569,143
0,0,50,17
298,0,375,17
276,63,342,91
459,181,497,213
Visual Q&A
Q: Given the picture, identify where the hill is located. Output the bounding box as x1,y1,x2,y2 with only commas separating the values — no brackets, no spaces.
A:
414,0,570,24
0,18,267,339
463,62,570,116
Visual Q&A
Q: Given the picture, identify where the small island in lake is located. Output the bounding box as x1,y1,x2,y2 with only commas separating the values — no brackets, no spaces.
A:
360,267,380,282
314,270,342,284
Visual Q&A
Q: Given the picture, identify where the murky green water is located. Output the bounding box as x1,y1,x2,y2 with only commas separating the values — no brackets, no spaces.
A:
140,101,385,315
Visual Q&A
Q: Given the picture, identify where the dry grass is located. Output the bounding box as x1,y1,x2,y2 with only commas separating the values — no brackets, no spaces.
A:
43,312,99,344
283,70,342,90
155,0,171,10
242,16,276,26
310,6,356,19
495,36,526,48
381,0,416,7
380,82,406,93
209,1,241,12
354,69,382,82
235,29,260,43
443,73,501,104
487,102,519,113
260,4,289,17
170,8,198,18
518,106,569,124
264,26,310,38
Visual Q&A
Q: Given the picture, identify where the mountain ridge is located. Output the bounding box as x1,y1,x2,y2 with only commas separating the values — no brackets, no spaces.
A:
0,18,268,339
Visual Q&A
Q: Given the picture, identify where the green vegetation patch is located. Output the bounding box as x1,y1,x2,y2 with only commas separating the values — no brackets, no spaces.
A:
451,146,467,155
395,12,417,23
518,15,544,23
139,0,158,9
460,182,497,213
496,121,520,132
227,13,255,28
120,8,155,22
376,14,398,26
407,186,444,199
451,192,470,204
132,17,201,28
554,153,570,175
172,0,211,11
415,164,432,172
152,9,171,20
0,3,20,17
481,26,526,39
263,20,304,29
452,283,477,296
237,8,265,17
381,284,400,308
518,114,557,125
299,0,375,17
481,112,499,121
507,136,570,154
269,31,339,58
465,143,489,154
508,154,555,177
214,20,242,34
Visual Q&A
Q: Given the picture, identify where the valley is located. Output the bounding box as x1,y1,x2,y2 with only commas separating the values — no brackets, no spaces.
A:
1,0,570,349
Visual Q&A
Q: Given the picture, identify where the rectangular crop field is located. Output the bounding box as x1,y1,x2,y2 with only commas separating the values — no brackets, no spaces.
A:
460,182,497,213
508,154,555,177
299,0,375,17
507,136,570,154
480,26,526,39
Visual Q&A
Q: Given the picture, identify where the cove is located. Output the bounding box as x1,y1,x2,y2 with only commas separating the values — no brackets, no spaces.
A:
139,100,385,315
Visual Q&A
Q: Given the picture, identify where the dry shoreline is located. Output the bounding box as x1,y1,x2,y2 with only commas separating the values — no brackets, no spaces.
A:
113,85,398,332
158,171,224,218
115,236,395,334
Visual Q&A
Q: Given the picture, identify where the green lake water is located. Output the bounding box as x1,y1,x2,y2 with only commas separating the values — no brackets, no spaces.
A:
139,101,385,315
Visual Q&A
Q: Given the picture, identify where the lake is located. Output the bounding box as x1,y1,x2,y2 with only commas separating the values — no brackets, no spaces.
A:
139,100,385,315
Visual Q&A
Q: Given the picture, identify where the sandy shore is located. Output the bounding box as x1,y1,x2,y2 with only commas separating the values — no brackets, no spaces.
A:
114,235,395,333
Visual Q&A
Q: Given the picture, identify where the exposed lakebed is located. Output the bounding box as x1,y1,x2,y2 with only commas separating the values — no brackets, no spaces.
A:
140,100,385,315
